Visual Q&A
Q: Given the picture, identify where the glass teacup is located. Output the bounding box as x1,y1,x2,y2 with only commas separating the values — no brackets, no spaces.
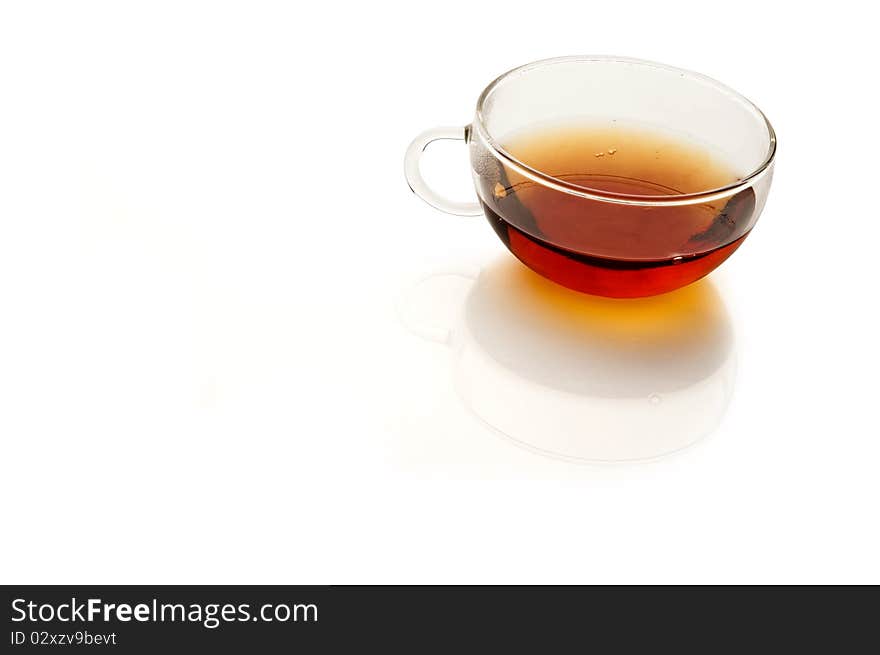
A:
405,56,776,297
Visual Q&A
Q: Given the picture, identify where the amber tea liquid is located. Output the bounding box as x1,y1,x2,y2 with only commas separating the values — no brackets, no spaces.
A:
473,123,756,297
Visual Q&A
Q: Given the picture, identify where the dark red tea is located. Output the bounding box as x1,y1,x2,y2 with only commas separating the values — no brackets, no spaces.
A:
473,123,755,297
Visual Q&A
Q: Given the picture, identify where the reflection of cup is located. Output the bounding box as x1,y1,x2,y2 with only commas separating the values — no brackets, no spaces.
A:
401,257,736,462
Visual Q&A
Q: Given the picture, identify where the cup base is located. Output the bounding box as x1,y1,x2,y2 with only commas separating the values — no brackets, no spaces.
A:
482,203,748,298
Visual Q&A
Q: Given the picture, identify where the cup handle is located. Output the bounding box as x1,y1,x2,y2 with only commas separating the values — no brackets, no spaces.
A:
404,125,482,216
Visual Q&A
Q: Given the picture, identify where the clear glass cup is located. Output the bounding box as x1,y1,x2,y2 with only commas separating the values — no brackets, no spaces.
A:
404,56,776,297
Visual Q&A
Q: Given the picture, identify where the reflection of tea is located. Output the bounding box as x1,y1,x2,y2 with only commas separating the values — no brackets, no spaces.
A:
474,123,757,297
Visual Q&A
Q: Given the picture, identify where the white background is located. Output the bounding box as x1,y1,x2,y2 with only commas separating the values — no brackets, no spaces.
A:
1,1,878,584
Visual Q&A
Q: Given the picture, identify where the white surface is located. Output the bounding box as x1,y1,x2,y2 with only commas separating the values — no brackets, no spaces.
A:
1,1,878,584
